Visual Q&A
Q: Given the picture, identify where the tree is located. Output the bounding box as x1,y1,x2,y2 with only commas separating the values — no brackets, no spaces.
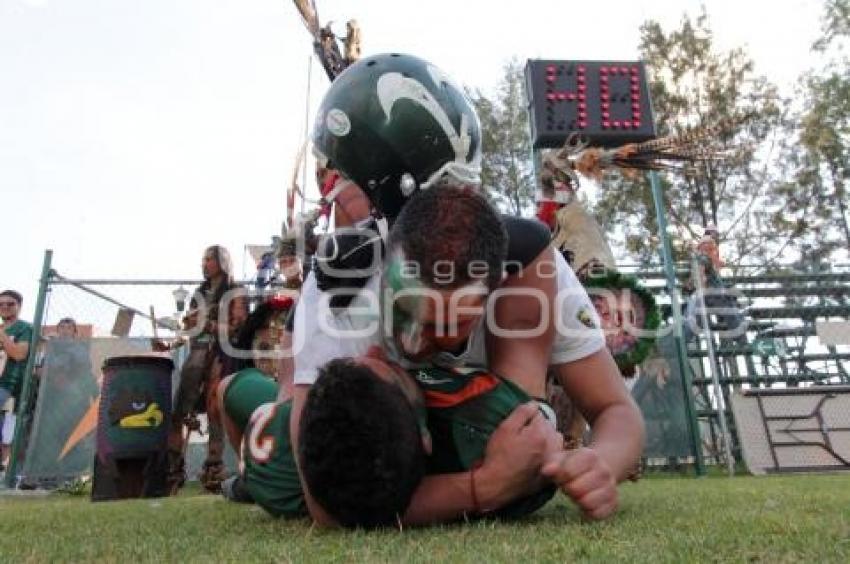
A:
773,73,850,267
813,0,850,51
592,11,788,268
468,59,536,216
789,0,850,257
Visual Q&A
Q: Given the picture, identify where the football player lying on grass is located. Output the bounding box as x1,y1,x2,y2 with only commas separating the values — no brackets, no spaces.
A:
218,367,305,517
298,348,565,527
219,347,605,528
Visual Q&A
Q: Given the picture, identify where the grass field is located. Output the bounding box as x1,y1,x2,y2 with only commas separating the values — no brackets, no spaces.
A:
0,473,848,562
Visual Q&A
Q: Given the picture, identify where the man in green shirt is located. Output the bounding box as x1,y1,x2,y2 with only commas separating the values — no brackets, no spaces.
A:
218,367,306,518
0,290,33,468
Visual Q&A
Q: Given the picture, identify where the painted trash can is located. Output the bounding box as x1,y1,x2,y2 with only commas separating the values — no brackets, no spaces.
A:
92,355,173,501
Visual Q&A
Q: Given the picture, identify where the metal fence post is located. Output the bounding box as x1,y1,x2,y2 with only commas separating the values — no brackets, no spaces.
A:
648,172,706,475
6,249,53,488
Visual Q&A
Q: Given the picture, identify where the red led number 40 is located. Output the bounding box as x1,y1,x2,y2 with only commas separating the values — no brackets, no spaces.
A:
544,63,643,131
527,59,655,148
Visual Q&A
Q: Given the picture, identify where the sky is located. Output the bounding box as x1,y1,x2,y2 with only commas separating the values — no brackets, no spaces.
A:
1,0,824,322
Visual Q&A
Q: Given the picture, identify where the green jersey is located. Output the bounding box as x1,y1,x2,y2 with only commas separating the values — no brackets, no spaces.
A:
0,319,33,397
413,366,556,519
224,368,306,518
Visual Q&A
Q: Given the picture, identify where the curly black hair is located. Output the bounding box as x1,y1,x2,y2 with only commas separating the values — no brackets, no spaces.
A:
388,185,507,291
298,359,425,528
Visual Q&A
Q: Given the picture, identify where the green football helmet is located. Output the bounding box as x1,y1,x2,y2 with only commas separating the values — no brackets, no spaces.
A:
312,53,482,219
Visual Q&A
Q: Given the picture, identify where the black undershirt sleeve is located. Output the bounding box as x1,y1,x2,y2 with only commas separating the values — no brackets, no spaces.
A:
501,215,552,275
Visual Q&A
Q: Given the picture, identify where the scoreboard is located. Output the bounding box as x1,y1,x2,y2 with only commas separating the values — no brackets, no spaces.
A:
525,59,657,148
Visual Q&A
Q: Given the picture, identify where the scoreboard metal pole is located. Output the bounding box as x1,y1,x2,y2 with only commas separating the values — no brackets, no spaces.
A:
649,172,707,476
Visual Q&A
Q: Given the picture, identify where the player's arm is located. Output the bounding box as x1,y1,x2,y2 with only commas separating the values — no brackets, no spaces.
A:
544,348,645,520
535,255,644,519
0,326,29,361
217,374,245,454
547,258,645,484
403,402,556,525
486,245,557,399
555,348,645,479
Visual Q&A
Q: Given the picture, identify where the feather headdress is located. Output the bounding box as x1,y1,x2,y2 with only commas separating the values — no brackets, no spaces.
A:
543,120,738,189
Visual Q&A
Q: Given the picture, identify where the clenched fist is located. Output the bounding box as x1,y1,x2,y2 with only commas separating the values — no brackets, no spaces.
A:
478,402,562,510
542,447,618,520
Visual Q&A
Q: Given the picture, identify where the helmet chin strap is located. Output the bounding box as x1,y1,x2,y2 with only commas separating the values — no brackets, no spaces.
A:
323,178,353,203
419,161,481,190
375,216,390,243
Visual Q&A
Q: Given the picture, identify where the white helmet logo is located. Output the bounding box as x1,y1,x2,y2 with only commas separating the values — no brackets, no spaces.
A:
376,72,472,164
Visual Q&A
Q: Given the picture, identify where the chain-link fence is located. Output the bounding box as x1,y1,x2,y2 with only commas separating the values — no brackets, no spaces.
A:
22,337,152,487
6,253,238,488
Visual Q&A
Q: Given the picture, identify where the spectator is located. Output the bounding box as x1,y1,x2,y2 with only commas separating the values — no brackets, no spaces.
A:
48,318,93,392
0,290,33,470
55,317,77,339
29,316,98,479
685,225,747,345
155,245,241,493
276,236,303,290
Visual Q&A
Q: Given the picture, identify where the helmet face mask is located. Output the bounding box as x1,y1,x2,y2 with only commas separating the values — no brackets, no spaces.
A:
312,53,482,220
